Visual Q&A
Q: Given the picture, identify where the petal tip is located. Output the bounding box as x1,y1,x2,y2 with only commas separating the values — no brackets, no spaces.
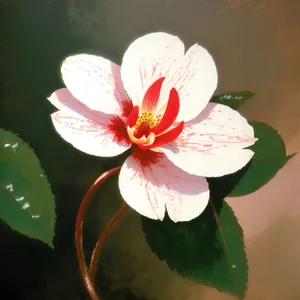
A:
158,215,165,221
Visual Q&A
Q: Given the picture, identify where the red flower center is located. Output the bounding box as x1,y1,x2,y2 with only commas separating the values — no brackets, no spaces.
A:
108,77,184,151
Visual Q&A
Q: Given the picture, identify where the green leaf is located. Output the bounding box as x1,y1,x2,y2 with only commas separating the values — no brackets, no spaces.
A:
142,201,247,299
211,91,254,110
229,122,293,197
0,129,56,248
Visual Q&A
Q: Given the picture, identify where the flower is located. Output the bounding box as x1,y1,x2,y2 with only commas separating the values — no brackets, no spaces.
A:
48,32,256,222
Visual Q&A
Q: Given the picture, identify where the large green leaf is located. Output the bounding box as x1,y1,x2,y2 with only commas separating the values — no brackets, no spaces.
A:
0,129,56,248
228,122,293,197
211,91,254,110
142,200,247,299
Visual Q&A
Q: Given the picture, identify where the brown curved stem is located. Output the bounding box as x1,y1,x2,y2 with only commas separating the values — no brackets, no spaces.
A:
89,203,129,282
75,166,121,300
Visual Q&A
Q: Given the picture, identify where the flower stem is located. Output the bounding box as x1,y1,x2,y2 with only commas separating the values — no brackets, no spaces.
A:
89,203,129,282
75,166,121,300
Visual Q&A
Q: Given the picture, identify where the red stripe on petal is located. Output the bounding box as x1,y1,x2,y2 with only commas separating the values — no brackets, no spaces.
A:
142,77,165,112
131,145,164,168
108,116,131,144
126,105,139,127
151,88,180,135
140,121,184,150
121,99,134,118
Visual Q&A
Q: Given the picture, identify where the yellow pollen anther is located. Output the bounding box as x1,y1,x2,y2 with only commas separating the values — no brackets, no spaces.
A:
135,112,161,129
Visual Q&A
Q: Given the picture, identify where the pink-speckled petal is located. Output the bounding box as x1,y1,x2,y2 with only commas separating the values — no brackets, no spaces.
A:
121,32,184,108
121,33,217,122
61,54,129,115
118,154,210,222
173,44,218,122
161,103,257,177
48,88,108,124
51,111,130,157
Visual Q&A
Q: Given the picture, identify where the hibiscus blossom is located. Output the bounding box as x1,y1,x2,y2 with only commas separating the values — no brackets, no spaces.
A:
48,32,256,222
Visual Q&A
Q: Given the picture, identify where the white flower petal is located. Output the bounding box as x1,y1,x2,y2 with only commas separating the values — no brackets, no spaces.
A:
119,154,166,220
121,33,217,122
161,103,256,177
51,111,130,157
48,88,107,124
48,88,75,112
119,154,210,222
61,54,129,115
121,32,184,108
173,44,218,122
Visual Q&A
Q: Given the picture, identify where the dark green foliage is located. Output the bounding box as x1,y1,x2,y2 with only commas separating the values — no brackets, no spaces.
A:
211,91,254,110
0,129,56,247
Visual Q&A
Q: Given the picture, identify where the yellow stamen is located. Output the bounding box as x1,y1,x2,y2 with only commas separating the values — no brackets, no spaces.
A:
135,112,161,129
